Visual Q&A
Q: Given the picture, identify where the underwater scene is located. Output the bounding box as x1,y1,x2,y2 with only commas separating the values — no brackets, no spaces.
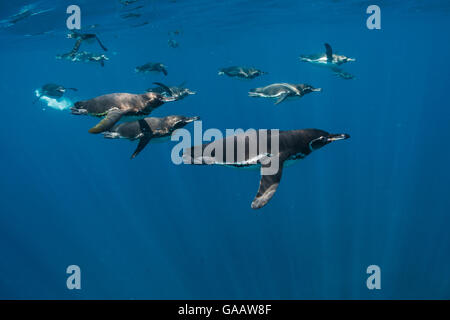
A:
0,0,450,299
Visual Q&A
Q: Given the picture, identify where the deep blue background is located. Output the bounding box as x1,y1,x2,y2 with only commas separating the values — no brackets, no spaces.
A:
0,0,449,299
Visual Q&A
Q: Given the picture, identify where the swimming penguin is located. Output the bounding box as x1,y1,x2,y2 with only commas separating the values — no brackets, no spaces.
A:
71,92,176,134
34,83,77,103
103,115,199,159
135,62,168,76
168,39,179,48
131,21,149,28
147,82,196,101
0,5,53,28
121,12,141,19
56,51,109,67
120,0,139,5
168,30,181,36
218,66,266,79
67,31,108,52
248,83,321,105
300,43,355,66
183,129,350,209
331,67,355,80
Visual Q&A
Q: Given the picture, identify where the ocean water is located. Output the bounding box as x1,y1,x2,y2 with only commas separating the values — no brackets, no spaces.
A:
1,0,450,299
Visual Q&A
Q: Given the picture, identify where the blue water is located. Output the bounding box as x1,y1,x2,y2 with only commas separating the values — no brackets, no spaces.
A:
1,0,450,299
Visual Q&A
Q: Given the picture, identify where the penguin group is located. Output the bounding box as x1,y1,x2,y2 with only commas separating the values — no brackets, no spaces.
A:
38,26,354,209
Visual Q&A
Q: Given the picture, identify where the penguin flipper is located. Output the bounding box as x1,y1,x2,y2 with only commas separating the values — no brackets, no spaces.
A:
275,93,288,105
238,70,248,78
131,136,151,159
70,39,83,55
88,109,127,134
153,82,173,96
324,43,333,62
95,35,108,51
251,154,287,209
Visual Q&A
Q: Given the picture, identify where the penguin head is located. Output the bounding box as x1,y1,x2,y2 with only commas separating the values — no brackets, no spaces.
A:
249,68,267,78
300,84,322,94
306,130,350,151
167,115,200,131
184,88,196,95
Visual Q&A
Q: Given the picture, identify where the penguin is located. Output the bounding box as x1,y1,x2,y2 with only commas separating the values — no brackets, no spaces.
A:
131,21,149,28
135,62,168,76
67,31,108,52
56,51,109,67
167,29,181,37
103,115,200,159
248,83,321,105
330,67,355,80
168,39,179,48
121,12,141,19
34,83,77,103
300,43,355,66
147,82,196,101
218,66,266,79
71,92,176,134
120,0,139,5
300,43,355,79
0,5,53,27
183,129,350,209
168,30,181,36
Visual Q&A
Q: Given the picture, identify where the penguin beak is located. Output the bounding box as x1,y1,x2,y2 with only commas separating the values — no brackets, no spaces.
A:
185,116,200,123
312,87,322,92
327,133,350,142
174,116,199,129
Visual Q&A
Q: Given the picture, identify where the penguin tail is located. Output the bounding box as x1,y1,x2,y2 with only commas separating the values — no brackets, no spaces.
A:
299,55,309,62
248,88,261,97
